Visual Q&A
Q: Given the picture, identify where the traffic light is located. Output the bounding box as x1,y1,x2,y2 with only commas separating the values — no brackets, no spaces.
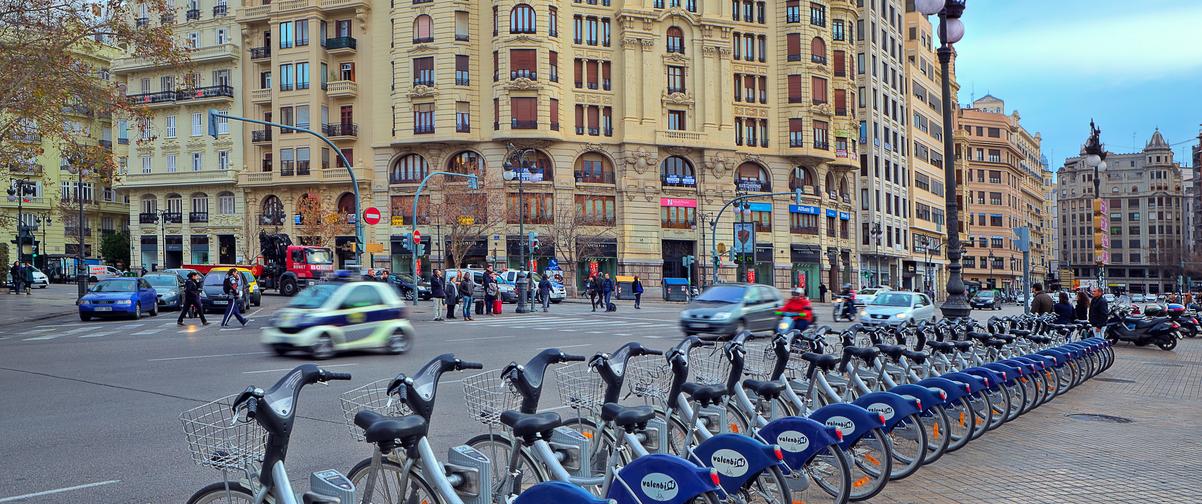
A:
207,109,220,139
682,255,694,268
401,232,413,251
416,243,426,256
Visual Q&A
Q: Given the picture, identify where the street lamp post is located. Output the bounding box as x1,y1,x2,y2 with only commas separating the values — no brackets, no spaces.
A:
65,160,91,299
915,0,969,318
503,144,535,313
36,215,50,268
410,171,480,305
1081,119,1107,291
870,222,882,287
987,249,995,290
7,180,36,264
697,211,713,288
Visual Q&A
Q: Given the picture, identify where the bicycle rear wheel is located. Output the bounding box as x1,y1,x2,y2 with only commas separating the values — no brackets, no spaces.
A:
347,457,444,504
787,444,851,504
943,397,975,453
919,406,951,465
466,433,548,504
885,413,926,480
739,466,791,504
847,428,891,501
186,481,255,504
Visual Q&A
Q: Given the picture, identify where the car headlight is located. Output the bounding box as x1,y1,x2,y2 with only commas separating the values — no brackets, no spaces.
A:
711,312,732,321
859,310,868,316
895,313,908,319
115,299,132,305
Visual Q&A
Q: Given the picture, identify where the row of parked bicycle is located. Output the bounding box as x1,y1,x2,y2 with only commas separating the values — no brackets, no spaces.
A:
181,314,1113,504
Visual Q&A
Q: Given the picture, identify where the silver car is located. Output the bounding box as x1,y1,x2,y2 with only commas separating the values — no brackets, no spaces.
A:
501,270,565,303
680,283,783,338
859,291,937,326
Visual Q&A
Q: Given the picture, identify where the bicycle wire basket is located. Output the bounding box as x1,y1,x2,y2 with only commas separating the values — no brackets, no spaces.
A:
462,369,522,426
688,345,732,386
626,355,672,403
338,379,413,442
555,363,605,412
180,394,267,473
741,339,777,380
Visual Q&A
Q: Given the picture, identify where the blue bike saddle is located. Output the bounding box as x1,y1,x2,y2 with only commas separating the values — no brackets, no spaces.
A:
515,481,609,504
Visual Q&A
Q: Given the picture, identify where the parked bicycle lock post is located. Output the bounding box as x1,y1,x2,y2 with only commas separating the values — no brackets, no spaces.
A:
208,109,366,269
410,171,480,304
710,189,805,285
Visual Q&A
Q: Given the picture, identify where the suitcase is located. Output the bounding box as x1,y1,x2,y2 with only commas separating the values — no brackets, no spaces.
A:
606,302,617,312
494,299,503,314
475,299,484,315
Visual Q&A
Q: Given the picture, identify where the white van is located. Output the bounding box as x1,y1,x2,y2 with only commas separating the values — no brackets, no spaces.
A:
87,265,123,281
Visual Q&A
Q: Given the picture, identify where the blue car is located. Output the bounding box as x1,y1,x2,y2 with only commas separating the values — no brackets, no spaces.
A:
79,278,159,321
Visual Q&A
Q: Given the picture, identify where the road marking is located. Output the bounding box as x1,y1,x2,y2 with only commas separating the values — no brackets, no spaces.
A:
0,480,121,503
126,323,144,329
248,308,264,317
22,335,59,341
558,343,592,349
21,327,56,333
615,333,631,336
132,329,164,336
244,363,358,375
148,351,268,362
447,335,515,342
79,331,115,339
219,327,245,331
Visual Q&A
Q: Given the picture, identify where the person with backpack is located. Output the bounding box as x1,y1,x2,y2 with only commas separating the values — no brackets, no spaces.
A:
632,275,644,309
178,272,209,326
538,275,552,312
601,273,615,311
485,272,501,316
220,268,248,327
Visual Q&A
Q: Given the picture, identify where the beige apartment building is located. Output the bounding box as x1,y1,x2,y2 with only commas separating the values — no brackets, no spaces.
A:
366,0,862,292
114,0,245,270
955,95,1050,294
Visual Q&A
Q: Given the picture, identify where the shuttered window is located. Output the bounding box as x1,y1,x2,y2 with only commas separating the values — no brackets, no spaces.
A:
786,33,801,60
510,49,537,79
788,75,802,103
510,97,537,128
811,76,827,104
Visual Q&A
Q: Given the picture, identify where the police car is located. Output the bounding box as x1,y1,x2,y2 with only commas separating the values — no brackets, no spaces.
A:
261,280,414,359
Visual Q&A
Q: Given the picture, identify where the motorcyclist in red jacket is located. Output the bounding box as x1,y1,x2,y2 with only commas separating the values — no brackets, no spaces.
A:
779,288,815,331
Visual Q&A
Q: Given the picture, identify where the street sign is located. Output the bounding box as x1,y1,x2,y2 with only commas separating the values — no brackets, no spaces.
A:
458,215,475,226
413,230,422,244
548,258,559,269
362,207,382,225
365,243,385,253
1012,226,1030,252
391,215,404,227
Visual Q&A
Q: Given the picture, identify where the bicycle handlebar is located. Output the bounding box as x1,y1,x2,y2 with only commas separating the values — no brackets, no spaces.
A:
459,360,485,370
562,354,587,362
321,371,353,382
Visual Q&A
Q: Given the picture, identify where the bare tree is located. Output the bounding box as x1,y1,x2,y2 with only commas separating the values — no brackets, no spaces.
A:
544,202,614,296
430,182,504,269
295,190,352,249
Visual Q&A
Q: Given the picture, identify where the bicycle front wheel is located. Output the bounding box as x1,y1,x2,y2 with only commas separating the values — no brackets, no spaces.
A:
186,481,256,504
788,444,851,504
466,433,548,503
847,428,891,501
347,456,444,504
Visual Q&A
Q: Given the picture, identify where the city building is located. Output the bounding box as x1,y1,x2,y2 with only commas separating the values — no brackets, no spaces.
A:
1056,130,1187,295
372,0,861,292
901,4,956,298
955,94,1050,295
234,0,377,268
1192,127,1202,254
2,43,129,274
1045,154,1062,288
114,0,244,270
855,0,910,289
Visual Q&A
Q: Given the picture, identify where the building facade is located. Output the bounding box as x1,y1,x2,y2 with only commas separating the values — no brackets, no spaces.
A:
114,0,244,270
1056,130,1187,295
370,0,861,293
955,95,1049,295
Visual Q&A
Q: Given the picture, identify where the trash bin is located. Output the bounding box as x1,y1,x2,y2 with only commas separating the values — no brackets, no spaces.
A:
663,277,690,301
615,275,636,300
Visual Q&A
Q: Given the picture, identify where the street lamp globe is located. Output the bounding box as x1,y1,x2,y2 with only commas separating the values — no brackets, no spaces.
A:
944,18,966,43
1097,160,1107,172
6,188,15,202
915,0,945,16
1085,154,1101,167
502,168,516,181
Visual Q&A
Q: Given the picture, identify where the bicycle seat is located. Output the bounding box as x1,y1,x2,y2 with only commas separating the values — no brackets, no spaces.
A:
1031,335,1052,345
843,346,880,362
600,403,655,428
985,338,1008,349
801,352,840,371
875,344,906,361
681,382,728,406
927,341,956,353
1010,329,1031,337
902,349,929,364
501,410,562,439
743,379,787,400
994,334,1015,344
967,332,992,342
952,341,975,352
354,410,428,445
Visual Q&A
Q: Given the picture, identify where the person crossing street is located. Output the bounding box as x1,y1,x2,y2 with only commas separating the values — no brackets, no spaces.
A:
178,272,209,326
430,269,446,321
632,275,644,309
537,275,552,312
220,268,248,327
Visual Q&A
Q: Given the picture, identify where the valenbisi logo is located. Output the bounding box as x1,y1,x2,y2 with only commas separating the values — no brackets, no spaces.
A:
825,416,856,436
640,473,679,501
775,430,810,453
867,403,896,421
710,448,750,477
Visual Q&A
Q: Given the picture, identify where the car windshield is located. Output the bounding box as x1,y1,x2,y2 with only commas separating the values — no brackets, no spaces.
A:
306,248,334,264
871,293,913,307
93,279,137,292
203,273,226,286
288,284,339,308
860,289,879,296
974,291,994,298
695,285,745,303
145,275,178,288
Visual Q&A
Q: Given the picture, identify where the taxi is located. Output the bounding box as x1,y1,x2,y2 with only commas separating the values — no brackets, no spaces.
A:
261,280,413,359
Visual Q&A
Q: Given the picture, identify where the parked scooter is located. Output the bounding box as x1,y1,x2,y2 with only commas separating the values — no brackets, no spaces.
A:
1105,305,1180,351
1164,303,1199,338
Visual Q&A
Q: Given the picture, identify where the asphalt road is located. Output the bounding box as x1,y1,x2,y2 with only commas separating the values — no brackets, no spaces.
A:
0,294,1033,503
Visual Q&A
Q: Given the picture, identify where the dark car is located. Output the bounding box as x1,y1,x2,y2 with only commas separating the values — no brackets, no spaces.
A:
679,283,784,338
144,273,185,310
390,272,432,300
970,290,1002,310
201,271,251,313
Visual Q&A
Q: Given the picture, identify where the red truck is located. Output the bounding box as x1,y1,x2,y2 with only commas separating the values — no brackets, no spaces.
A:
186,232,334,296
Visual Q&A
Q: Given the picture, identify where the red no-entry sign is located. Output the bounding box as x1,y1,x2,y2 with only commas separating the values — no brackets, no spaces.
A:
362,207,382,225
413,230,422,244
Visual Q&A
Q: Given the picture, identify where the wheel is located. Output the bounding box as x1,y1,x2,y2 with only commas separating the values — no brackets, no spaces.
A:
346,455,444,504
150,302,159,316
943,397,975,454
253,293,261,307
186,481,256,503
847,428,892,501
967,391,993,440
465,432,547,503
79,313,90,321
885,413,927,480
787,443,851,504
132,302,142,320
1157,336,1178,351
312,334,336,360
89,276,98,282
722,401,752,434
560,417,627,477
739,465,791,504
919,406,951,466
384,328,411,355
281,278,298,297
270,346,290,357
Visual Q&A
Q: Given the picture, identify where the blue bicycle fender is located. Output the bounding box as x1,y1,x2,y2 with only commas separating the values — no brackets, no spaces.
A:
939,372,988,395
691,433,784,494
917,376,970,403
809,403,885,451
961,367,1005,389
610,454,720,504
1002,358,1041,374
851,391,921,431
517,481,610,504
1021,354,1058,372
888,384,947,411
984,362,1023,382
758,416,841,471
1030,351,1064,368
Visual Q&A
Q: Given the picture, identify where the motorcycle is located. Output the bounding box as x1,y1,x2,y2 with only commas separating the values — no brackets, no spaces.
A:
831,295,856,322
774,310,813,334
1165,303,1199,338
1105,305,1180,351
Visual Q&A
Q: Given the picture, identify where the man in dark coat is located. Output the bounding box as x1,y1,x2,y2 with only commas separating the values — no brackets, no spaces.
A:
601,273,615,310
1030,283,1054,314
1088,286,1109,337
178,272,209,325
430,269,446,321
538,275,552,312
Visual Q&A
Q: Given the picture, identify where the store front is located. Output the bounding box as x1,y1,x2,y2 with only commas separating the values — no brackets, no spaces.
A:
334,236,356,269
164,235,183,269
140,236,157,270
576,237,617,291
440,237,488,270
217,235,236,264
507,237,554,273
661,239,696,282
190,235,209,264
389,234,431,277
790,244,821,297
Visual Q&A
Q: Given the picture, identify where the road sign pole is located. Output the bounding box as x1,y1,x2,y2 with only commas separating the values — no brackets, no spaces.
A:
410,171,479,305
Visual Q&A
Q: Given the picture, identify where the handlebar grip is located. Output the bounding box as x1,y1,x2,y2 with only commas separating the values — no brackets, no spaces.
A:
563,354,587,362
460,361,485,370
323,371,353,381
642,349,665,356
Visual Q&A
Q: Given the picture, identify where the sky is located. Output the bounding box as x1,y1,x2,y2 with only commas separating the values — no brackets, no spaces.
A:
950,0,1202,170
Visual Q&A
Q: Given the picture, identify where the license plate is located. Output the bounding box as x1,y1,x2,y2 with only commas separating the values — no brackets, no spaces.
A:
94,307,112,312
688,322,706,329
214,300,228,305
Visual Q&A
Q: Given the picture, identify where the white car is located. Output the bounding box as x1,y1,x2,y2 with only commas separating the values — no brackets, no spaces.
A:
262,281,414,359
500,270,565,303
855,286,891,307
859,291,937,326
6,266,49,288
1131,293,1146,303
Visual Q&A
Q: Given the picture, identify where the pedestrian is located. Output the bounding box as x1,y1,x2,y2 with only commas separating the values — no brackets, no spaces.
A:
632,275,644,309
601,273,615,311
818,283,828,303
21,261,33,295
586,275,599,311
458,270,475,321
221,268,248,327
1030,282,1054,314
178,272,209,326
1088,286,1109,338
430,269,446,321
1073,290,1090,321
538,274,552,312
483,271,496,315
1053,291,1074,324
9,261,22,294
445,273,459,319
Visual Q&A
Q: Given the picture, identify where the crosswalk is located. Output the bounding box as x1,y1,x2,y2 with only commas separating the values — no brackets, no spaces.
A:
14,318,252,342
447,314,679,338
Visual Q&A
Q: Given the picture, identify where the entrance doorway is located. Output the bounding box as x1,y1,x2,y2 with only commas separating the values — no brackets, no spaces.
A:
661,239,695,281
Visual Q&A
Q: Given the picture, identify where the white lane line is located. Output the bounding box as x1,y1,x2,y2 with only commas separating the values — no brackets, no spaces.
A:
133,328,165,336
20,327,56,334
126,323,145,329
244,363,358,375
22,335,59,341
615,333,631,336
248,308,264,317
219,327,245,331
0,480,121,503
79,331,115,339
447,335,515,342
558,343,593,349
148,351,268,362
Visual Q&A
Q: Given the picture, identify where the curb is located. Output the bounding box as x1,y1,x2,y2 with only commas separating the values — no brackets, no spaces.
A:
3,310,78,325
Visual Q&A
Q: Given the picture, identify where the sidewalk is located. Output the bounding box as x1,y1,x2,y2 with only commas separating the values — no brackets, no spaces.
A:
0,284,83,324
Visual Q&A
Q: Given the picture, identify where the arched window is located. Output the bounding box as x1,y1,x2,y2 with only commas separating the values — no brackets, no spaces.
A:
789,166,816,194
391,154,429,184
217,191,236,215
336,192,356,222
413,15,433,43
661,156,695,187
824,172,836,198
507,150,554,182
165,193,182,214
140,194,157,215
191,192,209,215
666,26,685,54
574,152,614,184
447,150,484,175
735,162,771,192
510,4,537,34
810,37,827,64
261,195,284,225
838,175,850,200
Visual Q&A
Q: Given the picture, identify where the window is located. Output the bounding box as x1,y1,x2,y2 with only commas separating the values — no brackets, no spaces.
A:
455,55,470,85
549,6,558,36
549,98,559,130
667,110,685,131
218,192,235,215
810,2,825,26
833,19,845,40
787,74,803,103
279,21,293,48
510,49,537,80
218,150,229,170
414,103,434,134
735,162,770,192
295,105,309,129
811,37,826,64
295,62,309,89
166,154,177,173
260,70,272,89
455,11,469,40
786,0,800,23
667,66,685,93
141,155,152,174
576,195,615,224
811,76,827,104
510,4,536,33
833,49,846,76
549,51,558,82
661,156,695,186
661,205,696,229
191,112,203,136
165,115,176,138
662,26,686,55
413,57,434,86
813,120,829,149
510,97,537,129
295,19,309,46
786,33,801,61
191,152,202,172
507,193,554,224
413,14,433,43
575,153,614,184
391,154,429,183
448,151,484,175
279,63,293,91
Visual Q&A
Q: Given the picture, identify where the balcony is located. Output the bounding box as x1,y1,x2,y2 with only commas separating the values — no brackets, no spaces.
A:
325,80,357,97
325,36,357,53
250,46,271,60
126,85,234,107
813,141,829,150
788,53,801,62
213,4,228,16
456,121,471,133
323,122,358,138
413,78,435,87
135,17,149,27
791,226,820,235
252,129,272,143
280,160,295,176
413,36,434,44
115,43,236,73
189,212,209,223
260,214,285,226
162,212,183,224
98,139,112,149
65,227,93,237
575,171,615,184
510,69,537,80
656,129,704,146
186,8,200,20
251,88,272,103
662,174,697,187
161,13,176,24
511,119,537,129
811,55,827,64
414,125,434,134
11,161,43,176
